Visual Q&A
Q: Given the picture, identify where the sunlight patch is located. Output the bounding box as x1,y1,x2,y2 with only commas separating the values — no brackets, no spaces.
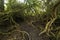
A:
17,0,24,3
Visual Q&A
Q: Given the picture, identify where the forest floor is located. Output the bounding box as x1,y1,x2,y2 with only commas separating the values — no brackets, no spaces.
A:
0,21,50,40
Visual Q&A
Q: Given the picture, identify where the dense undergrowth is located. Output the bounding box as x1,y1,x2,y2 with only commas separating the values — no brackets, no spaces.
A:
0,0,60,40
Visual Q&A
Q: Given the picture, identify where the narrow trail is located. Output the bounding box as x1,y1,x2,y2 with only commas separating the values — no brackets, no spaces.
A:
20,22,50,40
0,22,50,40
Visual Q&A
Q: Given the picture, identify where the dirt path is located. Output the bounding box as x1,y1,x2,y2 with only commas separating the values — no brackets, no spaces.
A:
20,22,50,40
0,22,50,40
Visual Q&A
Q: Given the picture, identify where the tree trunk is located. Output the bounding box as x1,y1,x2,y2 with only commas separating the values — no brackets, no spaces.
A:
0,0,4,12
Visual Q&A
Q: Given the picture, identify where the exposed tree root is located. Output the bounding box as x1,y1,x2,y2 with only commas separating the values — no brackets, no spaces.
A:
39,17,57,36
0,29,31,40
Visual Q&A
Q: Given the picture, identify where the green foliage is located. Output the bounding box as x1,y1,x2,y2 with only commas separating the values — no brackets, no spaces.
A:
0,0,60,40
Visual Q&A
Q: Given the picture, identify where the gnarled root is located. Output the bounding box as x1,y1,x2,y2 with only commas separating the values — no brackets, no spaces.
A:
39,17,57,36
